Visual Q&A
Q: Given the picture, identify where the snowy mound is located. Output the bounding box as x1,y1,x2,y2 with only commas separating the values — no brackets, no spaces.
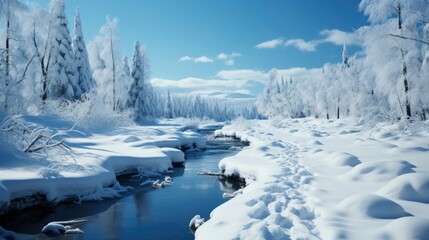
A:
308,140,323,145
325,152,361,167
378,217,429,240
122,136,141,143
377,173,429,203
337,194,410,219
161,148,185,164
342,160,414,181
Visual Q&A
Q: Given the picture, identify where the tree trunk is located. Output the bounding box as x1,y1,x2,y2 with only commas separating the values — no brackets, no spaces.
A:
337,107,340,119
110,30,116,111
402,56,411,118
4,0,10,110
337,97,340,120
397,4,412,119
32,27,48,102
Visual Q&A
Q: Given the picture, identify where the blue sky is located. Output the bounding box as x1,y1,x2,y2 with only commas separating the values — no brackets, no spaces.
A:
33,0,368,97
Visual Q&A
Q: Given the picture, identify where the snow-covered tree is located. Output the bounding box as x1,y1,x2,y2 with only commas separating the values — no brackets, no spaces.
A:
87,16,121,110
125,41,144,119
115,56,131,111
125,41,154,120
0,0,39,111
72,8,93,98
359,0,429,120
45,0,80,100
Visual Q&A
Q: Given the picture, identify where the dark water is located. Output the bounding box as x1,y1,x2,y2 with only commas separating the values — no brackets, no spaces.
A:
0,128,245,240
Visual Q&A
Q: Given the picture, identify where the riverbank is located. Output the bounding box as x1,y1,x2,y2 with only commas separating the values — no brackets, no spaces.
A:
0,115,206,215
2,127,246,239
197,118,429,239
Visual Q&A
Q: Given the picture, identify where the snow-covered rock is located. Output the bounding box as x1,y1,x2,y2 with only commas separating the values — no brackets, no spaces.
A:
41,220,85,236
189,215,205,233
164,176,173,183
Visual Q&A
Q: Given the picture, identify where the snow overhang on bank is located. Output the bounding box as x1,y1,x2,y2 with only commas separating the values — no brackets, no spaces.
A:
0,115,206,214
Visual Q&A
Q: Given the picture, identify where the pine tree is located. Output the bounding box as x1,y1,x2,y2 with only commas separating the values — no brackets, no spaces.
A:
165,90,173,119
126,41,145,119
72,8,93,98
46,0,80,100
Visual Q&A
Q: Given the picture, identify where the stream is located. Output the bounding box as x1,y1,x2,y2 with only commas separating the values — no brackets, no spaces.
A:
1,126,246,240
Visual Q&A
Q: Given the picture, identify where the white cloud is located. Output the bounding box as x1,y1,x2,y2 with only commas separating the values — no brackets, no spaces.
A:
225,59,235,66
179,56,193,62
273,67,323,82
285,39,318,52
151,69,267,97
217,52,241,66
320,29,360,46
259,29,360,52
194,56,214,63
216,69,268,83
217,53,228,60
151,67,325,97
255,38,284,49
178,56,214,63
151,77,248,89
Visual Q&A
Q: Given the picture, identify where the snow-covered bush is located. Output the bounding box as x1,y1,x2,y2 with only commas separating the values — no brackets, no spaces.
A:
45,92,135,130
0,115,77,161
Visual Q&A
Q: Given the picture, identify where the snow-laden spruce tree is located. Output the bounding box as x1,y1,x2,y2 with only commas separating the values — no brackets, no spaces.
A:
72,8,93,98
45,0,80,101
125,41,145,119
165,90,173,119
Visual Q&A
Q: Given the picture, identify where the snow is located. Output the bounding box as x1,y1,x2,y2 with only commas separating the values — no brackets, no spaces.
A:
377,173,429,203
195,118,429,240
0,115,205,213
41,220,85,235
189,215,205,233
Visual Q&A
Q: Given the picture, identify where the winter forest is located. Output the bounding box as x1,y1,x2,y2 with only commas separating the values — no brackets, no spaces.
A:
1,0,429,239
0,0,259,125
259,1,429,122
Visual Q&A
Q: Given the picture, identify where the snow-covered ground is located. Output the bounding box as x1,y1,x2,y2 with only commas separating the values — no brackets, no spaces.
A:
0,115,206,214
197,118,429,239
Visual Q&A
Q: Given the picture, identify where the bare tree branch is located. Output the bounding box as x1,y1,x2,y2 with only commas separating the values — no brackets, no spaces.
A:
389,33,429,45
1,116,81,164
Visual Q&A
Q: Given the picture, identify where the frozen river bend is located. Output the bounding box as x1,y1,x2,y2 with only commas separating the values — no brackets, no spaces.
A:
197,118,429,240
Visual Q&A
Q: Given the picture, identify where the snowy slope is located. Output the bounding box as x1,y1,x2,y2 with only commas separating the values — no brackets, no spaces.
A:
196,118,429,239
0,115,205,214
